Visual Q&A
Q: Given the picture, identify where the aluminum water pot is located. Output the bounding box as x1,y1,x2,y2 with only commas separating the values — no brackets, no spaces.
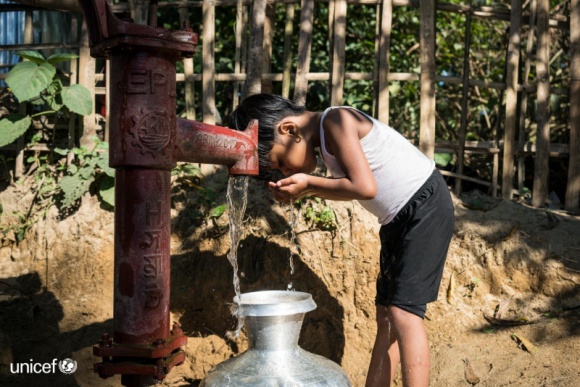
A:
201,290,351,386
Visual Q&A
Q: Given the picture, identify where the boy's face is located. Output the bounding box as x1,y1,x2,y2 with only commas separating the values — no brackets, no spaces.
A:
269,135,317,177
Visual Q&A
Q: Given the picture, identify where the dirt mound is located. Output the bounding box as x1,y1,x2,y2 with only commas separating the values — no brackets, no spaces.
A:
0,169,579,386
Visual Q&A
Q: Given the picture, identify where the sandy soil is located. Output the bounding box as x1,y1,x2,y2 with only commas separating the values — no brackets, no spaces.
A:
0,167,579,386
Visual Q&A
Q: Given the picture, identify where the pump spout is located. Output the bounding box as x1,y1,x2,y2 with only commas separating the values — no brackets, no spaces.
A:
176,118,259,176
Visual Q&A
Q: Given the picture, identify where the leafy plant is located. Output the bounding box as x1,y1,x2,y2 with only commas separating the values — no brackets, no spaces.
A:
54,138,115,208
0,51,99,243
0,50,92,148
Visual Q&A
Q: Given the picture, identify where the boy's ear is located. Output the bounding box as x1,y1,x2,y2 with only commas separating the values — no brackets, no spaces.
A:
278,120,299,136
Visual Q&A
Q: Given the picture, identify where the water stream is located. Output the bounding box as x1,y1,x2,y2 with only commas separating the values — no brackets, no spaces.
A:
224,180,300,339
225,175,249,340
287,201,302,291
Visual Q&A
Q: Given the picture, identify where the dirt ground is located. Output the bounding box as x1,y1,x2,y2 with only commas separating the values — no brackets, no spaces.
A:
0,167,579,386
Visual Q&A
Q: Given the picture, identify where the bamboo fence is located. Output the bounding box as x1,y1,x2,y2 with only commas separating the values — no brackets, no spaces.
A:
0,0,578,211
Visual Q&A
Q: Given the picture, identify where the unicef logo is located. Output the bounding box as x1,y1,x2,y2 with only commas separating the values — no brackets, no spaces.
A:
58,358,77,375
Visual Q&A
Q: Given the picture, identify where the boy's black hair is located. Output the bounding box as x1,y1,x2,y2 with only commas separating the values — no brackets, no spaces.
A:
229,93,306,179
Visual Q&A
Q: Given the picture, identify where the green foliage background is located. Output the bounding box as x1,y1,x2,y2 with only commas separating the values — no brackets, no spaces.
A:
149,0,572,147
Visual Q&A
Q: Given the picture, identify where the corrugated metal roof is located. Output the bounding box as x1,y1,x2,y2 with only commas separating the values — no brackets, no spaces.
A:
0,0,25,86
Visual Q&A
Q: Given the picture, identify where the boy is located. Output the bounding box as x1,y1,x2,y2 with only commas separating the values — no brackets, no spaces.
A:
230,93,454,387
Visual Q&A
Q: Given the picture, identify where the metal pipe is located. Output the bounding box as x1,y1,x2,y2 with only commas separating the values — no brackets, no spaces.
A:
176,118,259,175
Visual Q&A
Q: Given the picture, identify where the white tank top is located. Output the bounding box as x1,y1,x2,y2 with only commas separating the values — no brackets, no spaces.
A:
319,107,435,225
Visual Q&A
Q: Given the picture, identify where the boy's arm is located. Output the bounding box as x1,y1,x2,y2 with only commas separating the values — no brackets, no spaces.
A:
269,173,375,202
270,108,377,202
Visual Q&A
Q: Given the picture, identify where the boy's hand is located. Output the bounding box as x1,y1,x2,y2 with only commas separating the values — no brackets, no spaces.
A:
268,173,310,202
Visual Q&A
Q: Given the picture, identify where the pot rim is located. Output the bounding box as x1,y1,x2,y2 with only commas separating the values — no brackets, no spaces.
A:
234,290,317,317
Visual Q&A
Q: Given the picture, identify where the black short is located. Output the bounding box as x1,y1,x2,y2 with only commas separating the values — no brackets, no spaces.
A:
375,169,454,319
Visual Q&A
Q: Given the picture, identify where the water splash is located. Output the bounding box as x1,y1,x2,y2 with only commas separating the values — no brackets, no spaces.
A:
225,175,248,340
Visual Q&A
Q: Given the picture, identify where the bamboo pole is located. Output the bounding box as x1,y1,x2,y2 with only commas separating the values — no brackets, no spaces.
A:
293,0,315,105
67,13,79,165
129,0,150,25
419,0,436,158
327,0,335,109
202,0,216,124
492,90,504,197
282,4,294,98
517,0,537,192
377,0,393,124
105,60,110,143
455,1,472,196
179,5,196,120
0,42,81,52
148,0,158,26
532,0,550,207
330,0,347,106
78,14,97,148
242,6,249,90
261,3,275,93
372,2,380,117
281,3,295,98
566,0,580,211
244,0,266,97
501,0,522,199
233,0,245,108
173,70,570,96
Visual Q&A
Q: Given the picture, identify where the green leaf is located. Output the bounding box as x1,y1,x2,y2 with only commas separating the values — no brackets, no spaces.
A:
6,61,56,102
0,115,32,148
95,152,115,177
61,84,93,115
53,148,69,156
46,53,78,64
210,205,226,218
79,165,94,180
434,153,453,167
182,164,202,176
17,227,27,242
48,78,63,95
14,50,46,64
58,174,94,208
99,176,115,207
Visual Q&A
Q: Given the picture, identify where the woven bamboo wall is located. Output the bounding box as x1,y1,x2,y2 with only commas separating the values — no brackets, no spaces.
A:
0,0,578,210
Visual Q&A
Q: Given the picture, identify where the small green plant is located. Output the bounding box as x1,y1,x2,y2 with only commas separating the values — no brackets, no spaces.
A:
0,137,115,243
171,163,227,226
54,137,115,208
171,162,203,189
303,198,337,231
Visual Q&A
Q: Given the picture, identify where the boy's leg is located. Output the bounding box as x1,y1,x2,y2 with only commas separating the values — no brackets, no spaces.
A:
365,305,400,387
366,305,430,387
388,305,430,387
